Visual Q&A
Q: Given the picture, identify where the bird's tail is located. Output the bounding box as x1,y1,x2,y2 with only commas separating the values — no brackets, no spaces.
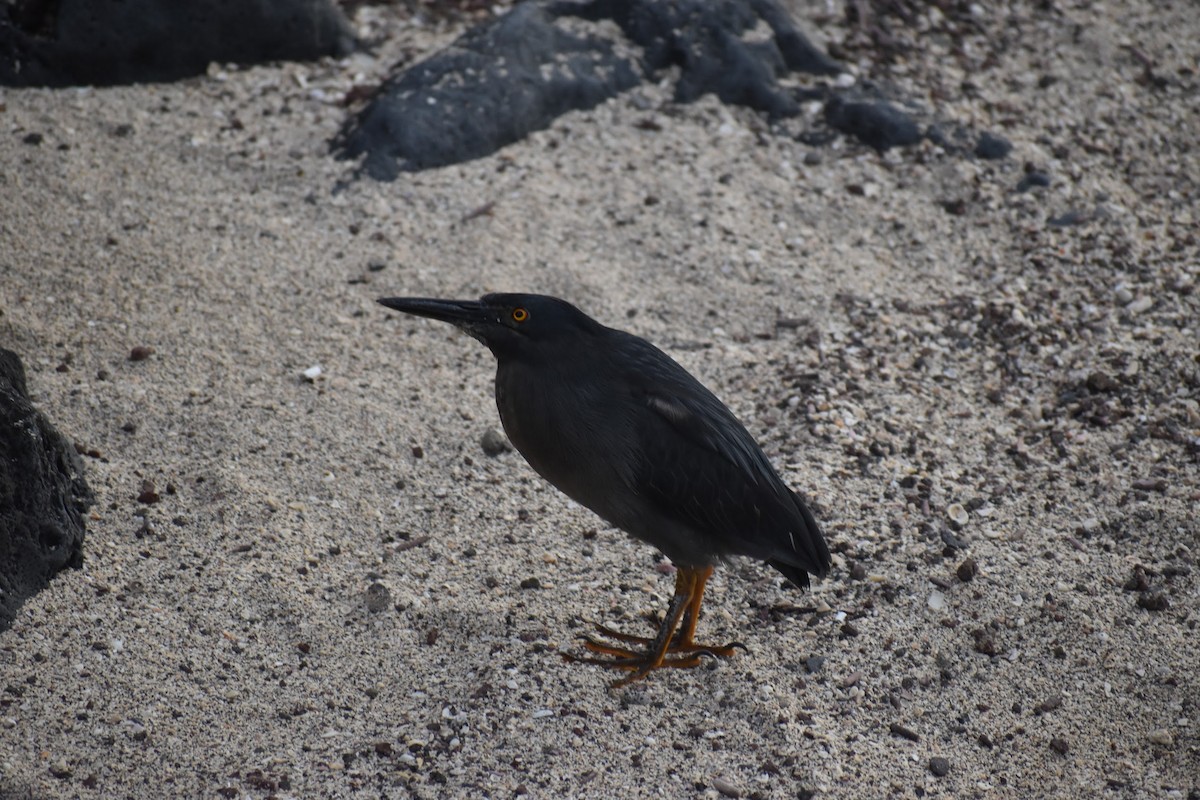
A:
769,490,831,589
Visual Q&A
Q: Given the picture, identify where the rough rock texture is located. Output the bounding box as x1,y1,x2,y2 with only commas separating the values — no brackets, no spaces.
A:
0,0,356,87
0,348,91,631
335,0,841,178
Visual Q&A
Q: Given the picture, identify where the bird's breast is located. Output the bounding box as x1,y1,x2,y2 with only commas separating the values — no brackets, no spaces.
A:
494,361,637,525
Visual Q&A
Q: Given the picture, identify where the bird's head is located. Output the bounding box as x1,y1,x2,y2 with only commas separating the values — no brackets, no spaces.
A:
378,293,601,358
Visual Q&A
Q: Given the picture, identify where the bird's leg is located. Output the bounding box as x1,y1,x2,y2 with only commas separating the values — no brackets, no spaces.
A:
666,565,745,658
563,567,743,685
571,567,694,657
586,566,745,658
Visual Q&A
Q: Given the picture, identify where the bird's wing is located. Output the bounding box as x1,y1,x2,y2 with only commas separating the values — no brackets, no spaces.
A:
615,336,829,577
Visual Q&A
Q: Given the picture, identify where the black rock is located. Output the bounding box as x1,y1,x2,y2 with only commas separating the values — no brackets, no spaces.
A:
928,756,950,777
824,97,922,152
0,0,356,88
1,349,93,631
335,0,841,179
974,132,1012,160
1016,171,1052,192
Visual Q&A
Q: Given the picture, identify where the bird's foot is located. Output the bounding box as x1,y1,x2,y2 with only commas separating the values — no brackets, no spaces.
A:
559,623,746,686
588,623,747,659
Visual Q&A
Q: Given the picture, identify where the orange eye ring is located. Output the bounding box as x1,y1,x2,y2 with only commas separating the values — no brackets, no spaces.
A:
511,308,529,323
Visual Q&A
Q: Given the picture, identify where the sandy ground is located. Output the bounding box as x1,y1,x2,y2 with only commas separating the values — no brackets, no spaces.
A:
1,1,1197,797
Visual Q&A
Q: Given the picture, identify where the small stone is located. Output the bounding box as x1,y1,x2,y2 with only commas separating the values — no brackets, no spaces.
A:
1049,737,1069,755
805,656,825,673
1123,566,1151,592
136,479,160,505
927,590,946,611
1016,171,1051,192
889,722,920,742
365,582,391,613
974,132,1011,159
1137,590,1169,611
128,345,155,361
1113,286,1134,305
480,428,512,456
519,577,541,590
1086,371,1119,393
928,756,950,777
1147,728,1173,747
956,558,978,583
973,630,999,656
49,760,72,779
711,776,742,798
946,503,968,529
1034,695,1062,714
302,365,322,381
849,562,867,580
1132,478,1167,492
1126,296,1154,314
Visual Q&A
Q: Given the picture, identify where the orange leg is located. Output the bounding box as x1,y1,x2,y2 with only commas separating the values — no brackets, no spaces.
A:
563,565,745,687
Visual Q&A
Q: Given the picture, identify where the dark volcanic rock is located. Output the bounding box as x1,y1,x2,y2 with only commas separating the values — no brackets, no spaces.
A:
974,131,1012,160
1,348,93,631
335,0,841,179
0,0,355,88
824,97,922,152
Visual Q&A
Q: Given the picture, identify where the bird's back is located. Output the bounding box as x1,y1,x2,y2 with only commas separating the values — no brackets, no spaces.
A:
494,323,830,587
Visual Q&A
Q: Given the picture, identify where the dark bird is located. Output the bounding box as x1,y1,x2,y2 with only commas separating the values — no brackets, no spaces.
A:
378,293,831,685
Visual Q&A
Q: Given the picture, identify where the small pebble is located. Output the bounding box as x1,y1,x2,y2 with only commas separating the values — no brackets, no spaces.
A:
805,656,825,674
302,365,322,381
480,428,512,456
1137,590,1169,611
365,582,391,613
956,558,978,582
889,722,920,742
1114,286,1134,305
1126,296,1154,314
1049,737,1069,755
519,577,541,590
973,630,999,656
974,132,1011,160
946,503,968,529
927,590,946,611
1147,729,1173,747
1132,478,1167,492
711,776,741,798
928,756,950,777
1016,171,1051,192
136,479,160,505
128,345,155,361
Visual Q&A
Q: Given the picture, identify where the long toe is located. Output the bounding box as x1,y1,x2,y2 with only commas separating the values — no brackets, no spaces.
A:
578,635,642,659
665,639,748,658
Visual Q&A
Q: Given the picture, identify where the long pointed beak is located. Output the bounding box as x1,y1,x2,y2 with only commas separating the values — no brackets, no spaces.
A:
377,297,489,329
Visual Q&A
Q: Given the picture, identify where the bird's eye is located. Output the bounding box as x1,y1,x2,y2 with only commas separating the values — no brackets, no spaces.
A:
511,308,529,323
